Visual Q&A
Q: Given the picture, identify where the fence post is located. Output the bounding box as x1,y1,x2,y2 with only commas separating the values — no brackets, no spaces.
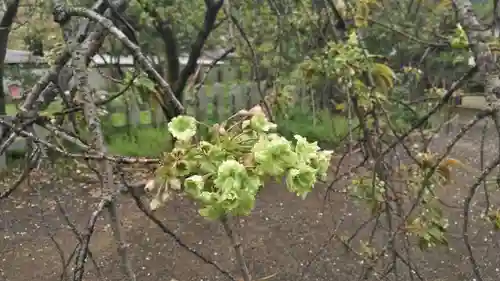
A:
195,86,208,122
151,101,166,127
128,98,141,127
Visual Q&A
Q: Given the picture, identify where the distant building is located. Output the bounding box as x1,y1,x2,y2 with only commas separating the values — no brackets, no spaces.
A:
3,48,236,101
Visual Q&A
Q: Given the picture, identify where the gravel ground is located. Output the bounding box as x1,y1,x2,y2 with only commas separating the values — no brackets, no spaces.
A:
1,124,500,281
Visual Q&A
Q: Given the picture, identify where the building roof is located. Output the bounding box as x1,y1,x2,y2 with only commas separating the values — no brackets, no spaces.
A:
90,54,223,66
4,48,231,66
91,50,229,66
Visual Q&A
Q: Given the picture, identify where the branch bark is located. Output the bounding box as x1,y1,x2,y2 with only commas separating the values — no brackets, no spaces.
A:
135,0,180,85
174,0,224,99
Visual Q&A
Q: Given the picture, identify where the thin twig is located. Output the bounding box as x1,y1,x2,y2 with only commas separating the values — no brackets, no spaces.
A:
73,198,109,281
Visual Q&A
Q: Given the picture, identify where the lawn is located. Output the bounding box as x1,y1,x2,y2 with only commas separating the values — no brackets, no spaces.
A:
6,103,17,115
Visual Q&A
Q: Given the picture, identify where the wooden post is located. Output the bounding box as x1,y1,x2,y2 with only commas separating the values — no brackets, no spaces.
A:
212,85,221,122
128,97,141,127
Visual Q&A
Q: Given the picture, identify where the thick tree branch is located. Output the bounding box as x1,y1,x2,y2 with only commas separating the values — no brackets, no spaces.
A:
135,0,180,85
132,0,223,119
175,0,224,101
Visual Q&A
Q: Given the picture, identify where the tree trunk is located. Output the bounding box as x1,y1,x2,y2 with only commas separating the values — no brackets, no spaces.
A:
0,0,21,115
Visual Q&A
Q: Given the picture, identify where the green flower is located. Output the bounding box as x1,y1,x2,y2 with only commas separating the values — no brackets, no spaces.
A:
214,160,246,199
199,205,225,220
286,164,317,198
184,175,205,194
347,31,359,45
294,135,320,163
168,115,197,141
216,160,247,179
293,134,333,180
210,160,262,216
253,134,298,176
313,150,333,180
197,191,215,205
184,176,215,204
450,23,469,49
249,113,277,132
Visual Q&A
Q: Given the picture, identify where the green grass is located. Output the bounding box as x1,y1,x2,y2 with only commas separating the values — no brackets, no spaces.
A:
5,97,357,158
109,110,152,126
107,126,172,157
5,101,65,116
276,107,359,147
6,103,17,115
105,106,357,157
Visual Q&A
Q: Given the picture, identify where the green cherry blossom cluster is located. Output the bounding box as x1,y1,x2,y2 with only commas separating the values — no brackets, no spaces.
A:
147,106,333,220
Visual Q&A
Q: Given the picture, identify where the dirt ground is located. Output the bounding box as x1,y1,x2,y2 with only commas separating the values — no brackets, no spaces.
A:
2,125,500,281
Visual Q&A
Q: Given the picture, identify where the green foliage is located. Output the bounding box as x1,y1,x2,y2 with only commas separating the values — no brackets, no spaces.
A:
282,30,396,117
125,0,224,55
407,206,449,250
386,67,435,132
450,24,469,49
147,107,333,220
488,209,500,230
348,176,387,214
348,152,452,251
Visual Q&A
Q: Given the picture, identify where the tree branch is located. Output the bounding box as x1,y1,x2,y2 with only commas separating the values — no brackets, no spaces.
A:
135,0,180,85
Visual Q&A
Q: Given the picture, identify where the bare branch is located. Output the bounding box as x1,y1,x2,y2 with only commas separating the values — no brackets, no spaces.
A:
73,198,109,281
0,147,40,200
0,118,159,163
124,178,236,281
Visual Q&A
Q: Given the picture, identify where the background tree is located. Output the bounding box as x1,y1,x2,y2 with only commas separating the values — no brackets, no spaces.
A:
0,0,21,115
